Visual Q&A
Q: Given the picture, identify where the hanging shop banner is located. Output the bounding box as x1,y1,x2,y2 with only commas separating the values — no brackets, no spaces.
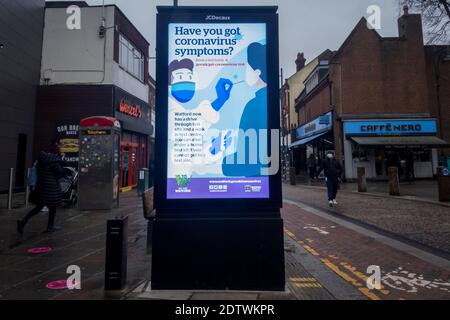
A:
296,111,333,140
165,19,271,199
56,123,79,167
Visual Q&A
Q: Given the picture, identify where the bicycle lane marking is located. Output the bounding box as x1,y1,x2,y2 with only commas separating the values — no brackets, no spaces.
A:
284,227,380,300
282,201,450,300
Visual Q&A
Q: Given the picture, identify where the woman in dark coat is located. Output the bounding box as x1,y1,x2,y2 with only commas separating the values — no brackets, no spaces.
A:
17,143,66,234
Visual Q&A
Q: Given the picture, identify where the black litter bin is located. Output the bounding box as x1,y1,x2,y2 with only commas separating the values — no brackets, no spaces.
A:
437,167,450,202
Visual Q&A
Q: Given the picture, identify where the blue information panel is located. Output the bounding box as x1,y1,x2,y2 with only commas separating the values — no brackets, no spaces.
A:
166,22,270,199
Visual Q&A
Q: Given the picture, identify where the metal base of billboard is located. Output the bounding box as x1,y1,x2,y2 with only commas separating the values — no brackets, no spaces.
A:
151,214,285,291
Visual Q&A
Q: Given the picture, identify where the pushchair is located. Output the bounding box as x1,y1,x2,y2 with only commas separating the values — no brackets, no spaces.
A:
60,167,78,208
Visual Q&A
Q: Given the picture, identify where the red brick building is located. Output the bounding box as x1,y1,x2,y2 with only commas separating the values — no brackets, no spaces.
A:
291,50,335,173
425,45,450,159
292,9,450,180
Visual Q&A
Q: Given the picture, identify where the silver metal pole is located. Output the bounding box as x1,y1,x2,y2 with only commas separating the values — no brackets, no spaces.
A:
7,168,14,210
25,168,31,208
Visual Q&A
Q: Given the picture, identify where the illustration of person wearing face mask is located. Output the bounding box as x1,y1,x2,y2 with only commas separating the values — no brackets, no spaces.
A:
222,42,268,177
168,58,233,176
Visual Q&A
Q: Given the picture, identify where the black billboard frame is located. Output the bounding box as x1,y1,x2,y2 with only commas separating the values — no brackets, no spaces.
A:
154,6,282,217
152,6,285,291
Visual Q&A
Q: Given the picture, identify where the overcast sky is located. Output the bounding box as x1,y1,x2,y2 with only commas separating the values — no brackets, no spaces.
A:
49,0,402,79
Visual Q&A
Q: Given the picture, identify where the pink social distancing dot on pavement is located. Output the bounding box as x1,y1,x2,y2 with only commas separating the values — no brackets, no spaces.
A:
46,280,67,290
28,247,52,254
46,279,77,290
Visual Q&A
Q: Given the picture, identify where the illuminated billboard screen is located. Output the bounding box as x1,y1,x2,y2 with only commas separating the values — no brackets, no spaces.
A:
166,22,270,199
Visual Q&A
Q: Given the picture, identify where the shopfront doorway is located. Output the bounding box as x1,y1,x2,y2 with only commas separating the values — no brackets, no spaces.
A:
120,131,147,191
120,145,137,190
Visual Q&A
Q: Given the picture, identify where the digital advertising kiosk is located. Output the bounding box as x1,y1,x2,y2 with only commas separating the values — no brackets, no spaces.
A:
152,6,284,291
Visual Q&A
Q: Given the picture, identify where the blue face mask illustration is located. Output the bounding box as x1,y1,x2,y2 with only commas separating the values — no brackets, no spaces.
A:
171,81,195,103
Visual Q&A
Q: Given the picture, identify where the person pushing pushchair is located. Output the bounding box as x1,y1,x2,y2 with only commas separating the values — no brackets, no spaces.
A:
17,141,68,234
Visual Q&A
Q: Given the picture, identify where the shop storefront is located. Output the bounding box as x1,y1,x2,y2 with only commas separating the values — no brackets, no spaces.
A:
291,111,334,173
114,87,152,191
35,84,152,193
343,118,449,180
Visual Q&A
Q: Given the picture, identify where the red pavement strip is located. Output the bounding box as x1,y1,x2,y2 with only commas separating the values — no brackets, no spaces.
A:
281,202,450,300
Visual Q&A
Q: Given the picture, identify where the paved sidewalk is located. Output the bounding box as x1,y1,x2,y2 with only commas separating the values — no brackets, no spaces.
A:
0,192,149,300
0,191,360,300
0,192,27,211
292,176,443,204
2,187,449,300
284,183,450,254
339,180,440,203
125,234,363,301
282,199,450,300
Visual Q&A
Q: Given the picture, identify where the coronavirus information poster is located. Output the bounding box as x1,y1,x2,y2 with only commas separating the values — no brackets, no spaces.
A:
153,6,284,293
166,22,270,199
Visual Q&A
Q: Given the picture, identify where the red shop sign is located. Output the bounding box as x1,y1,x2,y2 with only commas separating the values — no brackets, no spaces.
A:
119,99,142,118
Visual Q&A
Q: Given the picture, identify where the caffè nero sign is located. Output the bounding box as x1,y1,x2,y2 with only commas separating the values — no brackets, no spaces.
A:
344,119,438,136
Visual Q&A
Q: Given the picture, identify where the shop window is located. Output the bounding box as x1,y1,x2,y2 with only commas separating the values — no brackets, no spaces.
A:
122,132,131,143
352,147,369,162
414,150,431,162
305,71,319,94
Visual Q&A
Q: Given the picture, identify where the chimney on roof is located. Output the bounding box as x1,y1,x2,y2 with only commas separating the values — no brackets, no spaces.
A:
295,52,306,72
398,4,423,43
403,4,409,16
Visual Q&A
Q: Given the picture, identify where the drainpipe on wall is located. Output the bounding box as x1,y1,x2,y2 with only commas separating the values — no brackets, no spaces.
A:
434,46,447,167
329,61,346,181
434,48,445,139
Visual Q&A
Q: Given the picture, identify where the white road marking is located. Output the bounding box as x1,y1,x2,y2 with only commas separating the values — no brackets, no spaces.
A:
382,267,450,293
283,199,450,272
304,224,330,235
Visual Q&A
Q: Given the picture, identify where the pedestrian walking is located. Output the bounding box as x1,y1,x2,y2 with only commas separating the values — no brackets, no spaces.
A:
307,154,317,181
17,142,67,234
318,152,342,207
405,151,415,182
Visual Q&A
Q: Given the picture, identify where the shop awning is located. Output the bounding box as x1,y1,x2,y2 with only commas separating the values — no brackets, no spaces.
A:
350,136,450,147
291,131,329,148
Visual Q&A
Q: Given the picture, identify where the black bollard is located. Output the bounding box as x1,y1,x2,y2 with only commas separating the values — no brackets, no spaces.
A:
105,216,128,290
357,167,367,193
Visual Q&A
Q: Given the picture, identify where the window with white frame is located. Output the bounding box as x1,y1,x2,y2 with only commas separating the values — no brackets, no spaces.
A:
305,71,319,94
119,34,144,82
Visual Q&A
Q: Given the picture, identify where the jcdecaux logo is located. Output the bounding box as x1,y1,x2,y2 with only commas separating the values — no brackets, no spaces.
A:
205,15,231,21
